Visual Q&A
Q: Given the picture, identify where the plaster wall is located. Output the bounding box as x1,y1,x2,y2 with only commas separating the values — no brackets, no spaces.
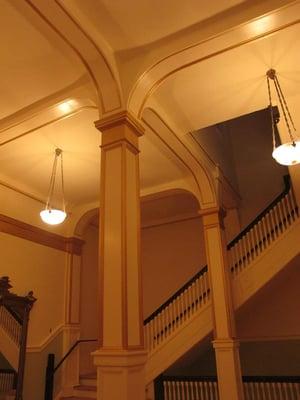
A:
0,232,66,346
80,224,99,374
228,110,288,228
141,218,206,318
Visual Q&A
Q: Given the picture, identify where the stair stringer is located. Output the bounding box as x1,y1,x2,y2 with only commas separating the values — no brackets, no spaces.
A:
145,303,212,384
145,218,300,382
0,325,19,370
232,218,300,308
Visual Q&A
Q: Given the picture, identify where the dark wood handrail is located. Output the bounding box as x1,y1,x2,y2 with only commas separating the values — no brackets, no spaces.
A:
227,174,291,250
54,339,98,373
144,175,294,326
144,265,208,325
44,339,98,400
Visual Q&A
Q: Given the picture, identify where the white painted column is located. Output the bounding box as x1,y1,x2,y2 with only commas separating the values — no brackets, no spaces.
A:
93,111,147,400
203,209,244,400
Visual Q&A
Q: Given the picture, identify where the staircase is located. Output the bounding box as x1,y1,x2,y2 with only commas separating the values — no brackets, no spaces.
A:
0,278,36,400
60,179,300,399
61,373,97,400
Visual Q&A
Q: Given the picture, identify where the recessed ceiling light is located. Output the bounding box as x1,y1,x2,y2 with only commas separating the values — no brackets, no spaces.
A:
58,100,73,113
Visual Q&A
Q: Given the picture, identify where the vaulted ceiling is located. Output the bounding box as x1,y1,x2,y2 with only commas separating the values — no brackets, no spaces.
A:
1,0,299,233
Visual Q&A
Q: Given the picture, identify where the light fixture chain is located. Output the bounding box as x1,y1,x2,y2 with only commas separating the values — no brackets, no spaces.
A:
274,75,297,134
267,76,276,150
273,77,295,143
60,151,66,212
45,152,58,210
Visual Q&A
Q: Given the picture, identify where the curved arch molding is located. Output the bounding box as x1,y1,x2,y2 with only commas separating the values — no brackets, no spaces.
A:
25,0,122,115
128,2,300,118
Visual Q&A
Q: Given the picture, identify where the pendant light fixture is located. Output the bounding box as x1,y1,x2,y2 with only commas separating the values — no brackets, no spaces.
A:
267,69,300,166
40,148,67,225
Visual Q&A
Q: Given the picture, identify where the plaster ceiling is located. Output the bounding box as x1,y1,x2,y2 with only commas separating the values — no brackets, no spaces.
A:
0,0,85,119
149,21,300,134
60,0,245,51
0,0,299,221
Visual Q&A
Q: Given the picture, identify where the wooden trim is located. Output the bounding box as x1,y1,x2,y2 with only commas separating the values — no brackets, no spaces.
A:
0,214,84,255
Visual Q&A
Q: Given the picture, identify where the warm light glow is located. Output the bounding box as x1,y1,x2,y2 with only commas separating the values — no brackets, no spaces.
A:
58,100,73,113
40,209,67,225
272,140,300,166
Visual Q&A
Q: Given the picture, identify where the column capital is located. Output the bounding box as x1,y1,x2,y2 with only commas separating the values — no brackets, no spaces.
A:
200,206,226,229
95,111,144,149
212,338,240,350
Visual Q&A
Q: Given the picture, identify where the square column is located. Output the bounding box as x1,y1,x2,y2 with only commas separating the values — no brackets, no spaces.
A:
93,111,147,400
203,208,244,400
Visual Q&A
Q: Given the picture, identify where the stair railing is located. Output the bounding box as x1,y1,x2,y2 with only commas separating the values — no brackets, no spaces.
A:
144,266,210,353
0,369,17,394
227,175,299,276
143,176,299,354
0,276,36,400
44,338,97,400
158,375,300,400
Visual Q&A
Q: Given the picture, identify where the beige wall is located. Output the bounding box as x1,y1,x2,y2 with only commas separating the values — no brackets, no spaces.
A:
227,110,289,228
80,224,99,374
237,259,300,339
78,217,207,334
0,232,66,346
24,331,63,400
142,218,206,318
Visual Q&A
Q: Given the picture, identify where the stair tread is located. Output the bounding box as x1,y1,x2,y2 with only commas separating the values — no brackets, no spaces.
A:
80,373,96,379
74,385,96,391
61,397,94,400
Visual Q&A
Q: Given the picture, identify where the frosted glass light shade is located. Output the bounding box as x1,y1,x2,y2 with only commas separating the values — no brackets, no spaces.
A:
40,209,67,225
272,140,300,166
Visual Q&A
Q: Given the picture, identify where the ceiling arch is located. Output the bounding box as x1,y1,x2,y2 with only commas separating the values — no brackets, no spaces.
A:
127,1,300,121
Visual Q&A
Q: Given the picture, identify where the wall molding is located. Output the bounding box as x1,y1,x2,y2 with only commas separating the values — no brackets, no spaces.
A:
0,214,84,255
27,324,65,353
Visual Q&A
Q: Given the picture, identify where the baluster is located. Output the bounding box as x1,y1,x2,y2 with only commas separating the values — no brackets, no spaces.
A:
236,240,243,272
176,381,180,400
259,382,267,400
241,236,248,267
243,232,251,264
261,217,268,249
279,198,288,230
191,282,197,313
288,189,298,218
257,221,265,252
251,226,259,258
264,212,273,244
208,381,214,400
264,382,272,399
195,381,200,400
199,274,204,305
175,295,180,327
186,286,192,318
283,194,293,225
172,381,177,400
293,382,300,399
275,203,284,234
277,382,283,400
167,303,173,335
194,278,200,310
253,224,261,256
272,207,280,237
268,210,277,240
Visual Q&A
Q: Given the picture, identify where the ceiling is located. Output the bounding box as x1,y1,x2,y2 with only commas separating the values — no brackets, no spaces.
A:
0,0,299,229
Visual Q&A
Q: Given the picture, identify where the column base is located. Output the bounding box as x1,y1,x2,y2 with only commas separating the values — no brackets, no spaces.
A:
213,339,244,400
92,348,147,400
